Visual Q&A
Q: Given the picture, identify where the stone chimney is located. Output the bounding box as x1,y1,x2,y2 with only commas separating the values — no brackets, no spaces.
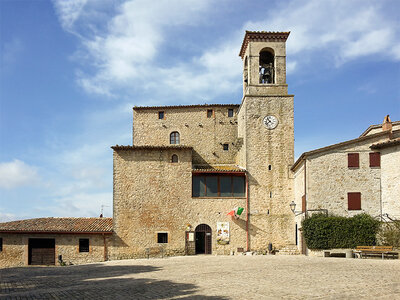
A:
382,115,392,132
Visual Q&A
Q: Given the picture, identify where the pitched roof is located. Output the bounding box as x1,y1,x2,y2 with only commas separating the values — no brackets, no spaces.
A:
370,137,400,149
239,31,290,58
0,218,113,234
359,120,400,137
291,130,394,171
111,145,193,150
133,104,239,110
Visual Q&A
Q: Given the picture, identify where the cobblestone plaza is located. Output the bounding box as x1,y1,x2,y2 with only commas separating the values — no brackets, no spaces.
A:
1,255,399,299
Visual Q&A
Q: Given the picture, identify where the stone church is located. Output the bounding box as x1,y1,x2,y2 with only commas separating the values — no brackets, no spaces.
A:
109,31,296,259
1,31,398,267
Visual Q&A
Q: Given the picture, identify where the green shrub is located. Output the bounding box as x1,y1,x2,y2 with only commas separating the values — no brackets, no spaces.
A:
302,213,380,249
379,221,400,247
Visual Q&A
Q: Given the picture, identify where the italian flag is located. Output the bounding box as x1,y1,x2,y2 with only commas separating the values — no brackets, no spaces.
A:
227,207,244,218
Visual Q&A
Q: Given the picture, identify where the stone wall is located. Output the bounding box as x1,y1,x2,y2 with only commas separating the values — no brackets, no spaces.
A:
110,147,248,260
305,135,388,218
0,233,108,268
381,144,400,219
239,95,295,250
132,106,239,165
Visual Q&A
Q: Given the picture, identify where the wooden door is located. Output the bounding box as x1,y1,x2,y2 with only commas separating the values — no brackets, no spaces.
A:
195,224,212,255
29,238,55,265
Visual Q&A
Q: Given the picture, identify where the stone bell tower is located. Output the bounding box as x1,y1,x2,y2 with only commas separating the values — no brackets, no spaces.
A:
237,31,295,251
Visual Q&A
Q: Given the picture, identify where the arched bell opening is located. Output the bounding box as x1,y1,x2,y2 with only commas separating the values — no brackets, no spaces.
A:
195,224,212,254
259,48,275,84
243,56,249,88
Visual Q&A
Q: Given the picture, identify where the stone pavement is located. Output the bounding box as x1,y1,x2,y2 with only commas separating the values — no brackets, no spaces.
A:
0,255,399,299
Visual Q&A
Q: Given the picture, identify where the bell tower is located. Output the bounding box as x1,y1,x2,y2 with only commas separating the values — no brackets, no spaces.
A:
240,31,290,96
237,31,295,251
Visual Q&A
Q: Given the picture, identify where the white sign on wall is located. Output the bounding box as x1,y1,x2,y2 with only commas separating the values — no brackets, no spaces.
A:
216,222,230,245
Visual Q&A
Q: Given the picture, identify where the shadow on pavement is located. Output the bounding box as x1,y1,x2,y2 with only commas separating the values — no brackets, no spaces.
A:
0,263,229,299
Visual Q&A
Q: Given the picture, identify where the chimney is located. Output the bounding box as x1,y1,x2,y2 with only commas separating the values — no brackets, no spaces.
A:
382,115,392,132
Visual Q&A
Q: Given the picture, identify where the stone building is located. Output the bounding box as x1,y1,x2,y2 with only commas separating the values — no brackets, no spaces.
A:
109,31,296,259
291,116,400,253
0,218,112,267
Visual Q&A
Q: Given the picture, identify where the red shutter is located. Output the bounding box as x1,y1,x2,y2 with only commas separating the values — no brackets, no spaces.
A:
348,153,359,168
348,192,361,210
302,195,306,213
369,152,380,167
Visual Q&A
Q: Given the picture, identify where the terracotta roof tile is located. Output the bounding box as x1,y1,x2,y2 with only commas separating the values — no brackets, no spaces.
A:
193,165,246,173
239,31,290,58
370,138,400,149
133,104,239,110
0,218,113,234
111,145,193,150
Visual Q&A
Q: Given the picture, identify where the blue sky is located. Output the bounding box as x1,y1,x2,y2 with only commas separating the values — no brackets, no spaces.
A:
1,0,399,221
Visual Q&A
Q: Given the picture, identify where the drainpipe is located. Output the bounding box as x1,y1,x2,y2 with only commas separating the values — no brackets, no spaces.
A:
246,174,249,252
304,159,307,215
103,234,107,262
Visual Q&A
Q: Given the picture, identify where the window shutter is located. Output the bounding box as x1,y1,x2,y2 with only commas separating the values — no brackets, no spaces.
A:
369,152,380,167
301,195,306,213
348,192,361,210
348,153,359,168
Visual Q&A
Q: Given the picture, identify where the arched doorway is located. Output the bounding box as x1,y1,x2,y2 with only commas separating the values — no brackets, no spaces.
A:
195,224,212,254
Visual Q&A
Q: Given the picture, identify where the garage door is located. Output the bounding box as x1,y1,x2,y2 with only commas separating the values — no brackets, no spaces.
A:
28,238,55,265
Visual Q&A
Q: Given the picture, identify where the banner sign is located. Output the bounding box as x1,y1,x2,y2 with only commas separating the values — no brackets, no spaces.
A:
216,222,230,245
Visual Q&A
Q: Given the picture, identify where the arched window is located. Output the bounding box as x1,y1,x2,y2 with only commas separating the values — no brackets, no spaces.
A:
259,48,275,84
243,57,248,87
171,154,178,163
170,131,180,144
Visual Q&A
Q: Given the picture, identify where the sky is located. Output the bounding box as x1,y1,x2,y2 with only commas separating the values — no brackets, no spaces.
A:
0,0,399,222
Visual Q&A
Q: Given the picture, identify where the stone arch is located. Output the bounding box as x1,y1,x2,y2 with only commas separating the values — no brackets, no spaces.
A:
171,154,178,163
195,224,212,254
259,47,275,84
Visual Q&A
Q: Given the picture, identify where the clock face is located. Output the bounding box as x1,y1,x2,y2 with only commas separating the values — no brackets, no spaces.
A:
263,115,278,129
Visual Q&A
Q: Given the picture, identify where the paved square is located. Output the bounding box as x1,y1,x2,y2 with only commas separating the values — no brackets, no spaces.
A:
1,255,399,299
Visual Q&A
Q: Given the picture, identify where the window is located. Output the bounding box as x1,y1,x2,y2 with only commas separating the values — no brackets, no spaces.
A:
223,144,229,151
192,175,245,198
170,131,180,144
268,165,272,170
157,233,168,243
171,154,178,163
228,109,234,117
348,153,359,168
369,152,380,167
158,111,164,119
0,238,2,252
79,239,89,252
207,109,213,118
348,192,361,210
302,195,306,213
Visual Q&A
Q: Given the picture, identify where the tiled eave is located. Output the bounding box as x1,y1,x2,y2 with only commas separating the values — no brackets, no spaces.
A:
192,165,246,174
0,218,113,233
370,137,400,149
0,230,112,235
111,145,193,150
133,104,240,110
239,31,290,58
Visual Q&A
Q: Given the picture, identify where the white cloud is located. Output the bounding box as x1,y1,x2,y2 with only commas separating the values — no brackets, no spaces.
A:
0,211,18,222
246,0,400,68
0,160,40,189
1,37,23,68
41,192,112,218
54,0,400,98
53,0,88,31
